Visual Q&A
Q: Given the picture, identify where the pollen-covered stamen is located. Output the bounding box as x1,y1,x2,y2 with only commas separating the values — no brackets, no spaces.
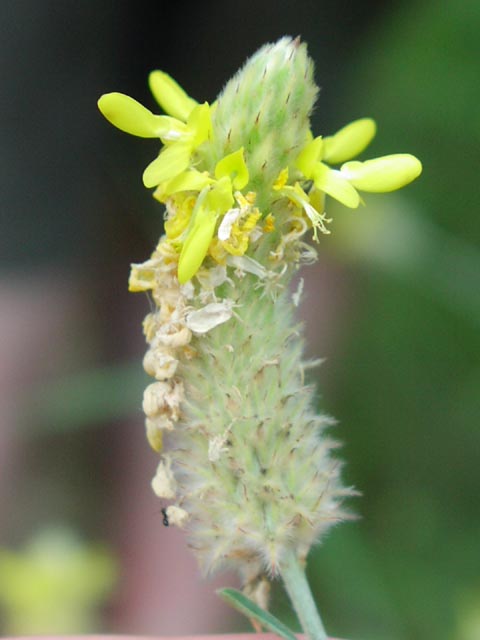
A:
280,183,332,240
263,213,275,233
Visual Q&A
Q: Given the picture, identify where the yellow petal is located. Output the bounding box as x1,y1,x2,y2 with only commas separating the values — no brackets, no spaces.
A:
164,194,195,239
312,163,360,208
149,71,198,121
295,136,323,178
161,170,213,197
187,103,212,146
206,176,235,212
215,148,249,189
273,168,289,190
341,154,422,192
178,203,218,283
157,118,188,142
142,142,191,188
323,118,377,164
98,92,182,139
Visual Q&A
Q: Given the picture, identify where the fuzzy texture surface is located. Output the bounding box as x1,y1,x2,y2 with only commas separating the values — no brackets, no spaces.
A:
98,36,421,596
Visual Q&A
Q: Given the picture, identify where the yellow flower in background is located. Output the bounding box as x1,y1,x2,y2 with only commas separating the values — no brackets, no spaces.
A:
0,528,116,635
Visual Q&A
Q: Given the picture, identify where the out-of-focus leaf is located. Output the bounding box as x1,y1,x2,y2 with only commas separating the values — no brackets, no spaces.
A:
25,362,147,433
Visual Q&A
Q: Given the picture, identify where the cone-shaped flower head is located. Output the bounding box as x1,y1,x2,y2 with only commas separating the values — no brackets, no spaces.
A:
99,38,421,590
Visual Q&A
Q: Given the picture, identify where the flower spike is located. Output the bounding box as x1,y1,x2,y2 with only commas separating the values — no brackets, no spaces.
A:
100,36,422,640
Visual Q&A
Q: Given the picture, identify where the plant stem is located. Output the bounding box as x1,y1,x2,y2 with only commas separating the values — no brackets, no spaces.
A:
279,551,328,640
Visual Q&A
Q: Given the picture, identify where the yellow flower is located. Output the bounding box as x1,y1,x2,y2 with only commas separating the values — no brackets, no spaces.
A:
177,178,234,284
97,73,213,189
143,102,213,188
159,148,251,283
214,147,249,190
296,118,422,209
217,191,261,256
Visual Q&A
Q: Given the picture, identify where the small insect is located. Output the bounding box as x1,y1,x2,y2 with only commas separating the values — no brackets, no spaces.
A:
161,507,169,527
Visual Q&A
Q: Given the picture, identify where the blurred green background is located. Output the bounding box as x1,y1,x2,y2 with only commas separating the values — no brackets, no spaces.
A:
0,1,479,639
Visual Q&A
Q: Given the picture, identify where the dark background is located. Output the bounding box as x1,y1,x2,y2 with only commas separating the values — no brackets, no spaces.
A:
1,1,479,639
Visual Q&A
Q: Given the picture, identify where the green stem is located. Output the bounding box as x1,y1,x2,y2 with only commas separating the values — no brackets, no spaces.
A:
279,552,328,640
